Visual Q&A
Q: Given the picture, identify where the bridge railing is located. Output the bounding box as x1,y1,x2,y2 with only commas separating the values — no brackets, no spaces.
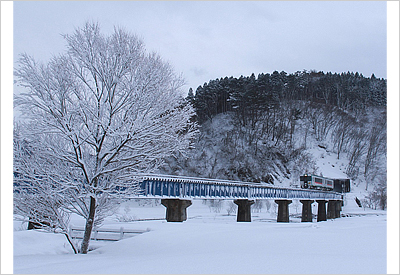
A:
137,174,342,201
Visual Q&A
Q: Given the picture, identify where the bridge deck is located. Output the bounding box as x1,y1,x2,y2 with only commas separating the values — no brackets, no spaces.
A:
138,174,343,201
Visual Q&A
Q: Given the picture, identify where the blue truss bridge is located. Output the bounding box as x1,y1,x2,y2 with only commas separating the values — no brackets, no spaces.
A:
138,174,342,200
136,174,344,223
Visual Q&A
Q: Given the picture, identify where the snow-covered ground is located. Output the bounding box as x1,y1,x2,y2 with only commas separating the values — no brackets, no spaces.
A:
9,138,394,274
13,197,387,274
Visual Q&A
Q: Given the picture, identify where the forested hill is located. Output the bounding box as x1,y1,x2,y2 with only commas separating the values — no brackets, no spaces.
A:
189,70,386,124
160,70,387,207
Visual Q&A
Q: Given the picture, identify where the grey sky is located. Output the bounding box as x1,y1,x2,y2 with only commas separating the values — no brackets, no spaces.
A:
14,1,387,94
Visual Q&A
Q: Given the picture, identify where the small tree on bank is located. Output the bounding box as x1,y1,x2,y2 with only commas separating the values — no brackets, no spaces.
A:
14,22,197,254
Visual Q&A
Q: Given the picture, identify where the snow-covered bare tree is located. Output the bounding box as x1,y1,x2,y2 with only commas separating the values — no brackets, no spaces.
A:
332,111,354,159
14,22,197,254
13,124,78,253
346,128,367,180
363,117,386,190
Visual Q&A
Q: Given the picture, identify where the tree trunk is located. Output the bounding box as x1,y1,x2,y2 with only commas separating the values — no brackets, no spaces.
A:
80,196,96,254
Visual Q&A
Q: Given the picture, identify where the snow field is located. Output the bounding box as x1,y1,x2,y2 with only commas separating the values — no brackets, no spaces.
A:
13,199,386,274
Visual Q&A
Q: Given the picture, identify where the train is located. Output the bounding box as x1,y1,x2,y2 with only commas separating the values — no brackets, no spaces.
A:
300,174,350,193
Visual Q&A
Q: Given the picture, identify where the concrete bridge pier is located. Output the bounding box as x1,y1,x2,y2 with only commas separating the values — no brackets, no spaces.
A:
275,200,292,222
161,199,192,222
316,200,327,222
335,200,342,218
234,199,255,222
300,200,314,222
327,200,337,219
327,200,343,219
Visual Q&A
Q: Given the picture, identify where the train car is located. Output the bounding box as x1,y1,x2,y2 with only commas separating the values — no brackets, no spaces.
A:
299,174,334,191
300,174,351,193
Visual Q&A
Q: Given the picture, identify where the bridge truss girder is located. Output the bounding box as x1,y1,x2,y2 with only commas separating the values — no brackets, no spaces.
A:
138,178,343,201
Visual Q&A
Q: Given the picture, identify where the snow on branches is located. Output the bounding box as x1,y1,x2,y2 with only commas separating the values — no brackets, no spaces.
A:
14,22,197,253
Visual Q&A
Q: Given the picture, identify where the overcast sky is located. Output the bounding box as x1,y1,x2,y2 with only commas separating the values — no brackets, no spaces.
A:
13,1,387,94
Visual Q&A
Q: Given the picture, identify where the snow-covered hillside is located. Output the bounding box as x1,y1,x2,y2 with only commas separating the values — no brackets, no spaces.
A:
161,111,385,201
13,199,387,274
